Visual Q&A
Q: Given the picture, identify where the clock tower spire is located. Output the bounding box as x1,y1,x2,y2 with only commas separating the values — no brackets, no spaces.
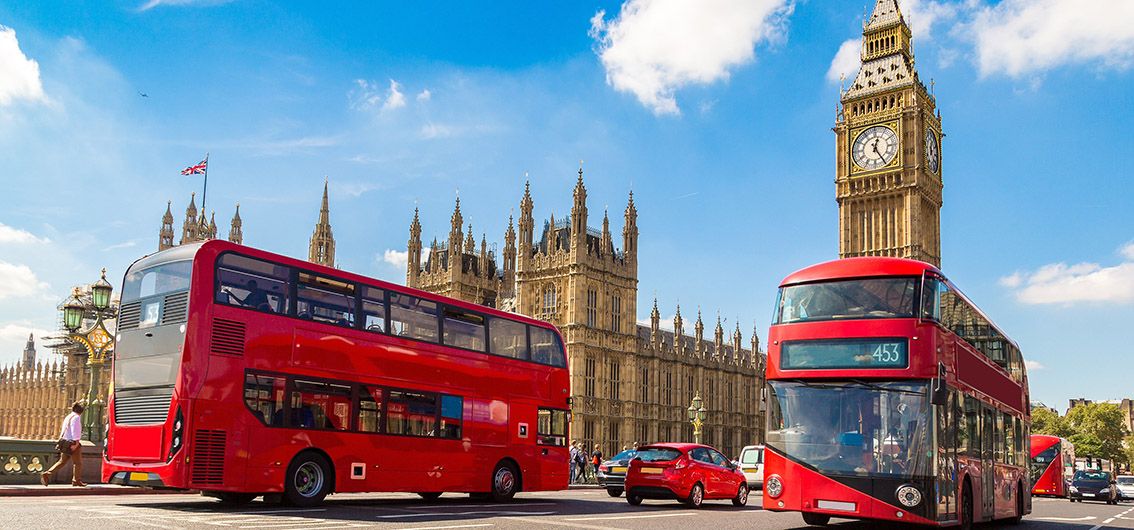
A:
835,0,942,267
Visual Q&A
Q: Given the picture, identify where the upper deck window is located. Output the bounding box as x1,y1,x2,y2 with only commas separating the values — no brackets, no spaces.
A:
216,253,289,313
530,326,566,367
442,307,486,352
296,272,356,328
775,277,917,324
390,293,439,343
122,260,193,303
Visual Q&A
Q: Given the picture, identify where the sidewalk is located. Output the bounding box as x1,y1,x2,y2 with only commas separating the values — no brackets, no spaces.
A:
567,483,604,489
0,484,197,497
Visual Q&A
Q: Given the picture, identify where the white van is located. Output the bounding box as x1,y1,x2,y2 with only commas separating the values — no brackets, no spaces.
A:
738,444,764,489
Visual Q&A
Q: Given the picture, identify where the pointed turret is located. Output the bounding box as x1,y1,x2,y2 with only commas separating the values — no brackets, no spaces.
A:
407,207,422,285
732,322,743,361
601,208,611,256
673,304,684,353
180,192,199,244
228,203,243,244
21,333,35,370
502,215,516,297
159,201,175,250
465,224,475,254
518,180,534,261
650,297,661,347
208,211,218,239
714,313,725,357
751,324,762,368
308,178,336,267
623,190,638,258
694,309,705,356
570,164,588,252
449,195,464,258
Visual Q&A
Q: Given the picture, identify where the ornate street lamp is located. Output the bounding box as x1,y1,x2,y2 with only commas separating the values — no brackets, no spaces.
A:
63,288,85,332
57,269,117,448
91,269,113,310
688,392,707,445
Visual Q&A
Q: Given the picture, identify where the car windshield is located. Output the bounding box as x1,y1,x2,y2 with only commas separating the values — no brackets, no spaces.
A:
775,277,918,324
636,447,682,462
1074,470,1111,482
767,380,931,478
740,448,763,465
1118,477,1134,485
609,449,637,461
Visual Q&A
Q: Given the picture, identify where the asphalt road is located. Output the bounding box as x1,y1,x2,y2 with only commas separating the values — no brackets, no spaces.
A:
3,489,1133,530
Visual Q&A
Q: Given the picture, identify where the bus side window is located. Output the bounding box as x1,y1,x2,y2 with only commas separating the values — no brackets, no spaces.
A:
537,408,568,446
216,254,290,313
440,395,463,439
357,386,383,433
291,379,352,431
489,317,529,360
387,389,439,436
296,272,355,328
390,294,439,343
360,286,387,333
244,372,285,427
442,307,486,352
530,326,566,367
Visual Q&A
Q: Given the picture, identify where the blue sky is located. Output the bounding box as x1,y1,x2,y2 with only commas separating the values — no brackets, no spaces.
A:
1,0,1132,413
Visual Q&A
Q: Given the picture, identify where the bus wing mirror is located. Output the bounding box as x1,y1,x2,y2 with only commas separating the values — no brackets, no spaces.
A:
931,362,948,406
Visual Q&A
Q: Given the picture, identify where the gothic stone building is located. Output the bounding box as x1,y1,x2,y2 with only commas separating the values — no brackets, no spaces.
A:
158,192,243,251
407,170,765,457
836,0,943,267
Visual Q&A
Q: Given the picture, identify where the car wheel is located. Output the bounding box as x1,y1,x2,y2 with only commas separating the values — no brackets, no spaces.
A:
627,493,643,506
802,512,831,526
606,488,623,497
732,483,749,506
684,483,704,508
283,452,331,507
490,461,519,502
417,492,442,501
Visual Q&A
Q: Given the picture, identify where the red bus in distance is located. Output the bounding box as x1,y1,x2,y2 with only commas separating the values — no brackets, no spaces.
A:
1030,435,1074,497
104,240,570,506
763,257,1030,528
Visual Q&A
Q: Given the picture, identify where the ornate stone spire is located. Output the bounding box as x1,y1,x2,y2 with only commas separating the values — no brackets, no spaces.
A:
180,192,198,244
228,203,243,244
714,313,725,355
449,195,464,256
407,207,422,285
21,333,35,370
308,178,336,267
208,211,217,239
673,304,684,353
623,190,638,257
694,309,705,356
650,297,661,345
571,163,588,250
159,201,175,250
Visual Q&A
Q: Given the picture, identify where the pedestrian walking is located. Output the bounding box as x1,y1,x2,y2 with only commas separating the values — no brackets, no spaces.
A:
573,442,587,483
41,402,86,487
569,440,579,483
591,444,603,484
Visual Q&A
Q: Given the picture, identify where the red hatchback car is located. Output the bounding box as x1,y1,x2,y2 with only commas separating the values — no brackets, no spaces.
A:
624,443,749,508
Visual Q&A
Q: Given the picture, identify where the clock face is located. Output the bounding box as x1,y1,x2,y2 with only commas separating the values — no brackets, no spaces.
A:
852,125,899,171
925,129,939,173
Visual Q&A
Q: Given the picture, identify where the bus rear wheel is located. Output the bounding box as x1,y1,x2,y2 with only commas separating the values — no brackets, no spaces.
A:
960,481,974,530
490,461,519,502
284,452,332,507
801,512,830,526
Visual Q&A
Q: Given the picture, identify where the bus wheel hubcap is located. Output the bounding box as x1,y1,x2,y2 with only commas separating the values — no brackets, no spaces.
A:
495,468,514,493
296,462,324,497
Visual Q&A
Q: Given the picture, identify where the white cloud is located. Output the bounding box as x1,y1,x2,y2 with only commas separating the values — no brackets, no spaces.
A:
382,79,406,112
968,0,1134,78
589,0,794,115
1025,359,1044,371
0,322,56,367
0,25,46,106
902,0,959,41
0,223,50,244
350,79,383,111
420,123,454,139
416,89,431,102
383,247,430,270
0,261,50,300
827,39,861,84
138,0,233,11
1001,243,1134,305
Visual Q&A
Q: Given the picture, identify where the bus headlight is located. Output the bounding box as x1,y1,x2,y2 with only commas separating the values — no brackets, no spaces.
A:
896,484,922,507
766,475,784,498
168,407,184,461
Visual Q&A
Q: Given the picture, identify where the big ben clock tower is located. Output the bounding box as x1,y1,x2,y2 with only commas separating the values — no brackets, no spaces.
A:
835,0,942,267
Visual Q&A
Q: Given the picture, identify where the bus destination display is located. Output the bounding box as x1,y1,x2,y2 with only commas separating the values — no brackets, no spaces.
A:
781,338,908,369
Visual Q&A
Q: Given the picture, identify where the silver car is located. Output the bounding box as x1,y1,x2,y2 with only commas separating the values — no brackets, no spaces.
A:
1117,475,1134,501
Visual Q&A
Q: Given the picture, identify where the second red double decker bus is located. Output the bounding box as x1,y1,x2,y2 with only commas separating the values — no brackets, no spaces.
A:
763,257,1030,528
1030,434,1074,497
104,240,570,506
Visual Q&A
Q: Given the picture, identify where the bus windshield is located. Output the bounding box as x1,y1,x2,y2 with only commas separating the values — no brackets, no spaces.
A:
1030,443,1058,483
775,277,918,324
766,380,930,478
121,260,193,304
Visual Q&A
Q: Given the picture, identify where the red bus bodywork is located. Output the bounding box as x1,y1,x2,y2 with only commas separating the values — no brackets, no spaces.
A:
763,257,1031,527
103,240,570,500
1030,435,1072,497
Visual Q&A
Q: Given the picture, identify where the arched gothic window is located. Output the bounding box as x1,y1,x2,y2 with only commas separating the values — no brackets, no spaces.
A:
542,284,557,318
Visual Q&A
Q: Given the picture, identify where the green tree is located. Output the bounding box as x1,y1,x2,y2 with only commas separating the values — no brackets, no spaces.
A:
1031,407,1073,438
1065,403,1129,465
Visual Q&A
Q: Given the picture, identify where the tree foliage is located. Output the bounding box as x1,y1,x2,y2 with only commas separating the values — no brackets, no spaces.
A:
1031,407,1073,438
1064,403,1129,465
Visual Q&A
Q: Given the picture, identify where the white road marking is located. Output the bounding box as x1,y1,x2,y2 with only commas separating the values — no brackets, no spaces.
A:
396,525,494,530
506,516,625,530
563,512,696,521
407,503,556,510
376,511,556,519
1035,516,1096,521
238,523,370,529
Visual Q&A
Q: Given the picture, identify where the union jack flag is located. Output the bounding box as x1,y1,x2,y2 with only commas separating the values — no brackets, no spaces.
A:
180,157,207,175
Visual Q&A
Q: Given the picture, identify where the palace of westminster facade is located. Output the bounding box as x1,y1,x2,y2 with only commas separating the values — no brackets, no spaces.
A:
5,1,945,457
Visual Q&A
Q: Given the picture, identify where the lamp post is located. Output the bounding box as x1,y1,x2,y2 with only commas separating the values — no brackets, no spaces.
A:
687,392,707,445
61,268,117,448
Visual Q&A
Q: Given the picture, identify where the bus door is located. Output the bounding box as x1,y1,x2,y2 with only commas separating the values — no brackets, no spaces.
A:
980,406,996,519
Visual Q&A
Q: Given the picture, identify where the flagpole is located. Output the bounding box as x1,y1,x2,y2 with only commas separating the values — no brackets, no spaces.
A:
201,153,209,213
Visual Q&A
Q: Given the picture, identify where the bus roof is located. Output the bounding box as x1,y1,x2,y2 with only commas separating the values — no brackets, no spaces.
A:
141,239,557,330
779,257,943,287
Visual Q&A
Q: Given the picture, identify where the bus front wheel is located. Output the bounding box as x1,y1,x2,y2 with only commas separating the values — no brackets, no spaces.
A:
284,452,332,507
490,461,520,502
801,512,830,526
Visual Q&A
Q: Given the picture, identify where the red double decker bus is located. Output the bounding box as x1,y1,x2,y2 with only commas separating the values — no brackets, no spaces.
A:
1030,435,1073,497
763,257,1030,528
104,240,570,506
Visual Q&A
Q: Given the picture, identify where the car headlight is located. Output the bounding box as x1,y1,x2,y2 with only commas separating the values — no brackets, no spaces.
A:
896,484,922,507
1070,485,1078,493
766,475,784,498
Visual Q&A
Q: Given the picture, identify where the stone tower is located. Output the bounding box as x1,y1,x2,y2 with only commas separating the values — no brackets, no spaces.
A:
835,0,942,267
229,204,243,244
159,201,175,251
308,179,336,268
407,207,423,285
21,333,35,370
179,193,200,245
408,197,500,306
